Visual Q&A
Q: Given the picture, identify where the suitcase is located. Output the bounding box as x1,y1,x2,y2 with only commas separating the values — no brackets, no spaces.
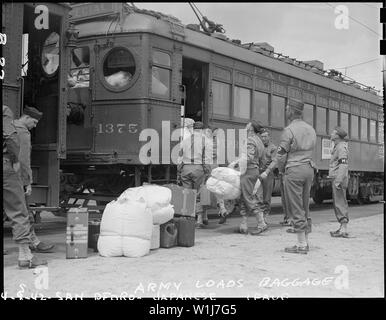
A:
164,184,196,217
88,219,101,252
174,216,195,247
66,208,88,259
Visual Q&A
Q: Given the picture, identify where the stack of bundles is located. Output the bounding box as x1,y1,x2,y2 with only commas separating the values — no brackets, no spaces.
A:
97,198,153,257
206,167,241,200
118,185,174,250
97,185,174,257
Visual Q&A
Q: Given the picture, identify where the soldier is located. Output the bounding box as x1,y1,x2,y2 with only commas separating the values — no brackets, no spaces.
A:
14,106,55,252
260,99,316,254
229,120,266,235
328,126,350,238
3,105,47,268
259,129,277,223
178,121,212,228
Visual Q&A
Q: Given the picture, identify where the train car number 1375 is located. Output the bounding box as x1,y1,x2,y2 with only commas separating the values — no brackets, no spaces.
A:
97,123,138,134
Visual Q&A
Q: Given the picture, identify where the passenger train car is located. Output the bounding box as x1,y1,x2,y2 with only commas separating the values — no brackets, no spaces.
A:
62,3,383,209
4,3,382,215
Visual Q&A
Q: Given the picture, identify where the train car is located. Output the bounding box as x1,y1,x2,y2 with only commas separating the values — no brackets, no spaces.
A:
60,3,383,212
2,2,72,214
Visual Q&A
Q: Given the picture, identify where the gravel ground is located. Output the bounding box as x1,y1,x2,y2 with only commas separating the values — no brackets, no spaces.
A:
3,210,383,299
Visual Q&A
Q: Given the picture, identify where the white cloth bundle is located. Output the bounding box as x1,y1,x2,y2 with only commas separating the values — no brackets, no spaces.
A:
97,198,153,257
206,167,241,200
118,185,174,225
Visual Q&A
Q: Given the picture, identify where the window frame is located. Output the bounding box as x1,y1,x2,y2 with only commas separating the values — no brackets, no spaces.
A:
316,106,327,135
212,79,232,117
232,85,252,120
69,46,91,88
303,103,315,127
252,90,269,125
369,119,377,142
328,109,338,134
150,49,172,100
99,46,140,93
340,111,350,138
360,116,369,141
350,114,359,140
271,95,286,128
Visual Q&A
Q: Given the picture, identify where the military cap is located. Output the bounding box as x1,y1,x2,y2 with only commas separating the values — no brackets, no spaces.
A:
23,106,43,121
334,126,347,139
288,99,304,113
250,120,264,134
260,128,271,135
193,121,204,129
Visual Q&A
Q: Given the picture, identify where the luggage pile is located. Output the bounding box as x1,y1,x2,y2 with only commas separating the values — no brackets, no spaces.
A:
97,184,196,258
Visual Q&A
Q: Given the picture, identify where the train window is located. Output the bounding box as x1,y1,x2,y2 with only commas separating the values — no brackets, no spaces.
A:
351,115,359,139
316,107,327,134
329,110,338,133
103,47,135,90
340,112,349,137
253,91,269,125
41,32,60,76
151,51,171,98
152,51,171,67
370,120,376,142
212,80,231,116
152,67,170,97
361,117,368,141
233,86,251,119
303,103,314,127
69,47,90,88
271,95,285,127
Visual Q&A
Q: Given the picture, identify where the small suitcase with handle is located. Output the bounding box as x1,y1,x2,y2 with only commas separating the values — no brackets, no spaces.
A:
66,208,88,259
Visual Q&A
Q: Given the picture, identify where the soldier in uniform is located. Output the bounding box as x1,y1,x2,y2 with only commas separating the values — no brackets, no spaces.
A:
229,120,266,235
3,105,47,268
14,106,55,252
328,126,350,238
178,121,212,228
260,99,316,254
259,129,277,223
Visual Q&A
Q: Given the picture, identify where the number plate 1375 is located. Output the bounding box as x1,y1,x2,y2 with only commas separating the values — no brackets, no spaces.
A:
97,123,138,134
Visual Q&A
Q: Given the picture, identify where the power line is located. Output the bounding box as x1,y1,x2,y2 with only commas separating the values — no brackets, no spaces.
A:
333,58,380,70
359,3,380,9
325,3,381,38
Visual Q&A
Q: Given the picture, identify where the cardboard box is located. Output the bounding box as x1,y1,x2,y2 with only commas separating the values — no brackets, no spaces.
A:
164,184,196,217
66,208,88,259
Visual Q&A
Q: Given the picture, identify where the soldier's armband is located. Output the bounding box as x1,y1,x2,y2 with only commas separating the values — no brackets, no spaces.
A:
277,146,287,155
338,158,348,164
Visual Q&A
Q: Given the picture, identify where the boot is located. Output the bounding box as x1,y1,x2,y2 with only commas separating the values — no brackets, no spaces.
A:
196,212,204,228
239,216,248,234
202,210,209,225
18,256,48,269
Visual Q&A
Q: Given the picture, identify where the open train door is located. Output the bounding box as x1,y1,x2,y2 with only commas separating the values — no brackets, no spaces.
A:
19,3,71,209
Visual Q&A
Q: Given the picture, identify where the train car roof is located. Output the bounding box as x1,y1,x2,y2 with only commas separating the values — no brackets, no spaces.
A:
72,6,382,107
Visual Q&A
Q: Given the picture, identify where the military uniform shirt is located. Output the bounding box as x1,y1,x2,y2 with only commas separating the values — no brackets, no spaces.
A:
268,119,316,172
3,105,20,163
246,133,265,169
260,142,277,172
328,140,349,185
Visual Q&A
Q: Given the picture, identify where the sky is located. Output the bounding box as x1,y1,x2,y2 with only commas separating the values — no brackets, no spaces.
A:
135,2,383,95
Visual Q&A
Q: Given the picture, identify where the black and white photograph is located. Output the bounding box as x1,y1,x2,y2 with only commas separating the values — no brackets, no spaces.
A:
2,2,384,305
